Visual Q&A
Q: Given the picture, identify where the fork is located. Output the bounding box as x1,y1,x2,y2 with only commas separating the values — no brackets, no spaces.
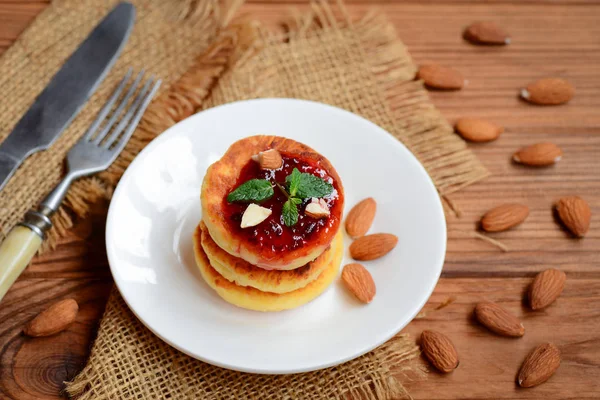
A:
0,70,161,301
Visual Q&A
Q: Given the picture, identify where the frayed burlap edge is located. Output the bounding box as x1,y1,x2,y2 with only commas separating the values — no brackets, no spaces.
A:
203,0,489,199
65,289,425,400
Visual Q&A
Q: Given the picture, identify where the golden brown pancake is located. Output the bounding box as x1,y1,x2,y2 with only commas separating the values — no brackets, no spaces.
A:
201,135,344,270
199,222,338,294
193,225,344,312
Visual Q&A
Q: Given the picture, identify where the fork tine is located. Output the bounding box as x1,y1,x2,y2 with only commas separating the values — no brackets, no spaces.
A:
83,68,132,140
108,79,161,154
92,69,145,145
102,77,153,149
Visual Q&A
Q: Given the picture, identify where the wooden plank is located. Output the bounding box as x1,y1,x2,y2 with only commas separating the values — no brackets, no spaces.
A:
404,277,600,399
0,279,112,400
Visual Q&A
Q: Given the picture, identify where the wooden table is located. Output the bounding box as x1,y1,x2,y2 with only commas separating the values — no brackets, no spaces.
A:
1,1,598,399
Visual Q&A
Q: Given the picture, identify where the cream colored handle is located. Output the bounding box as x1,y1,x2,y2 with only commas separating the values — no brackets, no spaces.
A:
0,225,43,301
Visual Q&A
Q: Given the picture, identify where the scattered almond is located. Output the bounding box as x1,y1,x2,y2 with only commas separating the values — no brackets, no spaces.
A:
252,149,283,170
529,269,566,310
349,233,398,261
345,197,377,238
481,203,529,232
305,198,330,219
513,142,562,166
464,21,510,45
555,196,591,237
520,78,574,105
341,263,376,303
417,64,464,90
455,118,503,142
474,301,525,337
23,298,79,337
517,343,561,388
241,204,272,228
420,330,459,373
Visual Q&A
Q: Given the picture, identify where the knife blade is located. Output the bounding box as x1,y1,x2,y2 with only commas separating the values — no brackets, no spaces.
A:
0,2,135,191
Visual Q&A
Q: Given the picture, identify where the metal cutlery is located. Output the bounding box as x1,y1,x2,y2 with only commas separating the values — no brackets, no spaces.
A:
0,70,161,301
0,2,135,191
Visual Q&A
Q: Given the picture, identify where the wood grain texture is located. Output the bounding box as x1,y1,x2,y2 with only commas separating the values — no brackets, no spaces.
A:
0,1,598,399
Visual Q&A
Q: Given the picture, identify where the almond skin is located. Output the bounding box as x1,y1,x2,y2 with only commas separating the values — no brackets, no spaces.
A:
521,78,574,105
341,263,376,303
464,21,510,45
23,298,79,337
555,196,591,237
349,233,398,261
474,301,525,337
513,143,562,166
417,64,464,90
481,203,529,232
518,343,561,388
420,330,459,373
455,118,503,142
345,198,377,238
254,149,283,170
529,269,566,311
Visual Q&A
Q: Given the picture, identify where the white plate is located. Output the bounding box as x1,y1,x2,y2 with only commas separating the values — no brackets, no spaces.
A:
106,98,446,374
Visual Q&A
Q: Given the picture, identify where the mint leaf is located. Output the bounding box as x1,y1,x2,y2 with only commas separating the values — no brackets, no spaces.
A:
287,168,301,197
297,173,333,198
285,168,333,199
282,198,299,226
227,179,274,203
291,197,302,205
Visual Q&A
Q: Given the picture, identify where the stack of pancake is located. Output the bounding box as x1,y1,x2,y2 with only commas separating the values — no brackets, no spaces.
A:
194,135,345,312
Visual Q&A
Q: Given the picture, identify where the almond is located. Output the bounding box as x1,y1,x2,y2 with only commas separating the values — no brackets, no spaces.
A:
474,301,525,337
420,330,459,373
241,204,272,228
481,203,529,232
464,21,510,45
24,298,79,337
455,118,503,142
529,269,566,311
517,343,561,388
341,263,376,303
513,142,562,166
252,149,283,170
305,198,330,219
417,64,464,90
521,78,574,105
345,197,377,238
555,196,591,237
349,233,398,261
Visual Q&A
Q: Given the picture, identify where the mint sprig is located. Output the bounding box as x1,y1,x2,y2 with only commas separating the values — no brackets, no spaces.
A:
285,168,333,199
227,179,274,203
227,167,333,227
281,168,333,226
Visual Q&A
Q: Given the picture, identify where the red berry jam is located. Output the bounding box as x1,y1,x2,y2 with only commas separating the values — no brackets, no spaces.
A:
222,154,342,254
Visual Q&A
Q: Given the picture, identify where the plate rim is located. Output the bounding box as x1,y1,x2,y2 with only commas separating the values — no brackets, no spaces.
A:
106,97,447,374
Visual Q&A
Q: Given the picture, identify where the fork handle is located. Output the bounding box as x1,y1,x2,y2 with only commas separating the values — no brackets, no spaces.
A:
0,225,44,301
0,201,54,302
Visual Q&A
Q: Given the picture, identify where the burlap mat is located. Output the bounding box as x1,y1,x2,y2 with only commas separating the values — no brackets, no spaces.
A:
0,0,489,399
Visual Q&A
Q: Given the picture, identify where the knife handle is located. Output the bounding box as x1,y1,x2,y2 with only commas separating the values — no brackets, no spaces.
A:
0,225,43,301
0,152,20,192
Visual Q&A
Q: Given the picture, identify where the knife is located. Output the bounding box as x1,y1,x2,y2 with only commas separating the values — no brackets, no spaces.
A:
0,2,136,191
